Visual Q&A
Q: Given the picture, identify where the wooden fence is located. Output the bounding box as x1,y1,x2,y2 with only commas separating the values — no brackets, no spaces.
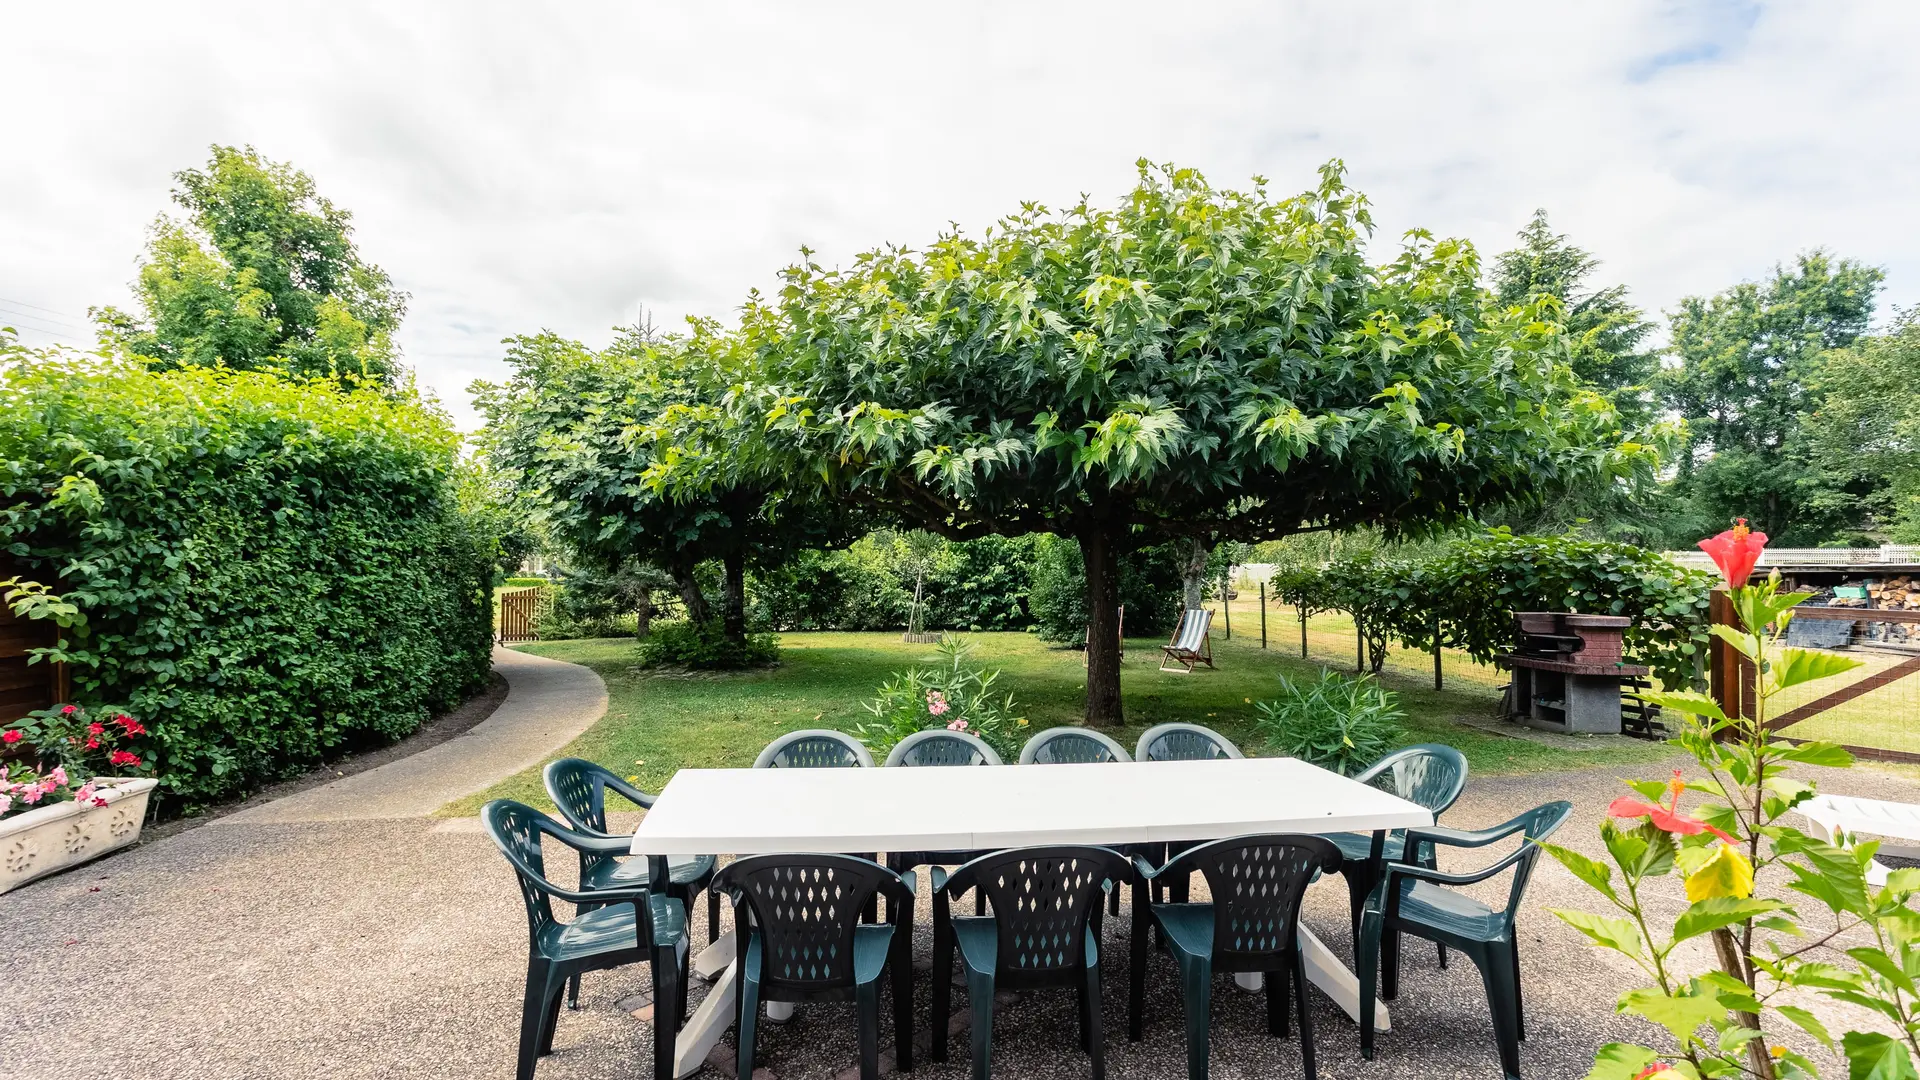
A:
498,587,548,644
0,565,68,733
1710,589,1920,764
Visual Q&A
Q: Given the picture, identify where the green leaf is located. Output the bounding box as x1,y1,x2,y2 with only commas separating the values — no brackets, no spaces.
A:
1616,987,1724,1043
1849,945,1919,995
1772,646,1865,690
1842,1030,1919,1080
1542,842,1621,903
1708,622,1760,661
1774,1005,1833,1050
1552,908,1645,957
1671,897,1786,944
1583,1043,1659,1080
1635,690,1730,723
1776,741,1855,768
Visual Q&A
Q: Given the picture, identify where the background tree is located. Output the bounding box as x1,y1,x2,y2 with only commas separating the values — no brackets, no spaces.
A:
92,145,407,388
1659,251,1883,543
472,323,844,646
1800,309,1920,539
723,161,1654,725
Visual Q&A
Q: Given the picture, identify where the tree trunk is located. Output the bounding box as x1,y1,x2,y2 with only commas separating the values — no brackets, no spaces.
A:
1080,528,1124,727
635,587,654,637
721,552,747,640
1180,536,1211,611
673,563,712,625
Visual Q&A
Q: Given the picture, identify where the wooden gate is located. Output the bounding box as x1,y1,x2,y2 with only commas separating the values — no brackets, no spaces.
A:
0,567,68,729
498,587,547,644
1711,590,1920,764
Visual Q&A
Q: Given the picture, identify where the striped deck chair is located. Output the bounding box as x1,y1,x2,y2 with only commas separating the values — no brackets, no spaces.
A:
1159,608,1214,673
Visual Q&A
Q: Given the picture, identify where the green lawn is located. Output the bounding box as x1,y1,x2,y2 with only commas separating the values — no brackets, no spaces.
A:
444,619,1675,816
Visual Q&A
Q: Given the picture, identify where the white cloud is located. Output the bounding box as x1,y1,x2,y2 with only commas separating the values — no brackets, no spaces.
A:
3,0,1915,428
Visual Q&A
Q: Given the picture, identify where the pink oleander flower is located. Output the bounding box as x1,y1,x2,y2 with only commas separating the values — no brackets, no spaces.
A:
946,718,969,732
0,794,10,815
926,690,950,717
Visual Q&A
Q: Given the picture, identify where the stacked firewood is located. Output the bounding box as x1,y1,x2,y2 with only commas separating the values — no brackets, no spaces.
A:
1863,576,1919,645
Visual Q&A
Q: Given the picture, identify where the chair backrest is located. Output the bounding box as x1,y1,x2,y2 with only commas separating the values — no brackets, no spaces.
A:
1018,726,1131,764
1136,722,1243,762
482,799,570,947
543,757,622,881
959,846,1130,988
884,728,1003,767
1356,743,1469,818
1165,834,1340,967
755,729,874,769
1500,800,1574,915
713,854,899,993
1169,608,1212,652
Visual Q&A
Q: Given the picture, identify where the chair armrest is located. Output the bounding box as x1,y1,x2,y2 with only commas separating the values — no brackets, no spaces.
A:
1401,818,1528,853
539,881,656,907
601,773,659,811
570,832,640,856
1382,843,1531,890
1130,854,1161,882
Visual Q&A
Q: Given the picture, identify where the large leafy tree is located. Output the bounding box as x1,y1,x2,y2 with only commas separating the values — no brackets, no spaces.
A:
1492,209,1658,410
722,161,1652,724
1485,211,1669,542
1800,310,1920,539
1659,252,1883,542
93,145,407,388
472,323,844,640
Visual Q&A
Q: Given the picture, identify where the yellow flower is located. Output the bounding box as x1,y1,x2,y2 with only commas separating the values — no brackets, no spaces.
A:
1685,843,1755,902
1770,1046,1787,1059
1017,718,1029,727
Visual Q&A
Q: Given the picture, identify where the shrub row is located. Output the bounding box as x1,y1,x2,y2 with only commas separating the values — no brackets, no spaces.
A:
0,355,499,807
1271,531,1715,689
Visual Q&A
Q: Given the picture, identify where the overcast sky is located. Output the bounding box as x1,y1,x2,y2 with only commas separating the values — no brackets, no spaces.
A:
4,1,1915,430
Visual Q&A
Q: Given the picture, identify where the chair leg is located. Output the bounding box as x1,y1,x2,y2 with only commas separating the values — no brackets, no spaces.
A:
1109,880,1121,916
1438,942,1449,969
567,972,583,1010
1292,948,1317,1080
737,976,760,1080
1267,960,1289,1038
1179,960,1210,1080
931,918,952,1063
1481,946,1523,1080
516,961,553,1080
539,972,567,1055
1077,972,1091,1052
1168,871,1190,904
968,972,995,1080
891,930,914,1072
653,948,680,1080
1383,927,1402,1001
709,887,721,945
1128,908,1149,1042
1510,942,1525,1041
1085,962,1107,1080
857,982,881,1080
1356,915,1381,1060
974,888,986,916
1342,865,1369,955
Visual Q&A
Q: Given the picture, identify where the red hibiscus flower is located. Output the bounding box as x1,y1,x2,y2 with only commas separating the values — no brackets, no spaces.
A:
1609,768,1736,843
1698,519,1768,590
108,750,141,768
0,728,20,744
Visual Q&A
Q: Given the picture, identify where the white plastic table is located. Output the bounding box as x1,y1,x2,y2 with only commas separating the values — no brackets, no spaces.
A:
1801,793,1920,886
630,756,1432,1078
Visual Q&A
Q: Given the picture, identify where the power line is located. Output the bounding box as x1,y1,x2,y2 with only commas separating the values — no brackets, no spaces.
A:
0,304,87,333
0,295,84,319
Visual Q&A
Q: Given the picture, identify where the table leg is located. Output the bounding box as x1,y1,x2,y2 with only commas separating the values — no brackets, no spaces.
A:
674,932,737,1078
1230,926,1389,1030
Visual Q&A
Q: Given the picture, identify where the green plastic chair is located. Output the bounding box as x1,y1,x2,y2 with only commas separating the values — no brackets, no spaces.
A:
544,758,721,950
1134,724,1244,906
1323,743,1469,956
1019,725,1131,764
1357,800,1574,1080
483,799,688,1080
1128,834,1342,1080
931,845,1138,1080
755,728,875,768
713,853,918,1080
754,730,879,922
884,729,1002,915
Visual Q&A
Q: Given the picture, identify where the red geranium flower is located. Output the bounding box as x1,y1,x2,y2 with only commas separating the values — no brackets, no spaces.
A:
87,722,105,736
108,750,141,768
1698,519,1768,590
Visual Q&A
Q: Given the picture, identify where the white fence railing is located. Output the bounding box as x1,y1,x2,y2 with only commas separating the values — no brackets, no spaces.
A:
1663,546,1920,571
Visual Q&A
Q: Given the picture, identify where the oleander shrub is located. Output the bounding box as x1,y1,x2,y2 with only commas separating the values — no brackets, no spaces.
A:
0,348,498,807
1252,670,1403,776
853,635,1026,762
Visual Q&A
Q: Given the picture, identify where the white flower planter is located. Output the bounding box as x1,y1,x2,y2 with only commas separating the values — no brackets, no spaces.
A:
0,777,157,894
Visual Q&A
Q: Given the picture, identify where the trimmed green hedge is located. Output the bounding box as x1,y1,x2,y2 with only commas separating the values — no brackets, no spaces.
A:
0,352,497,806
